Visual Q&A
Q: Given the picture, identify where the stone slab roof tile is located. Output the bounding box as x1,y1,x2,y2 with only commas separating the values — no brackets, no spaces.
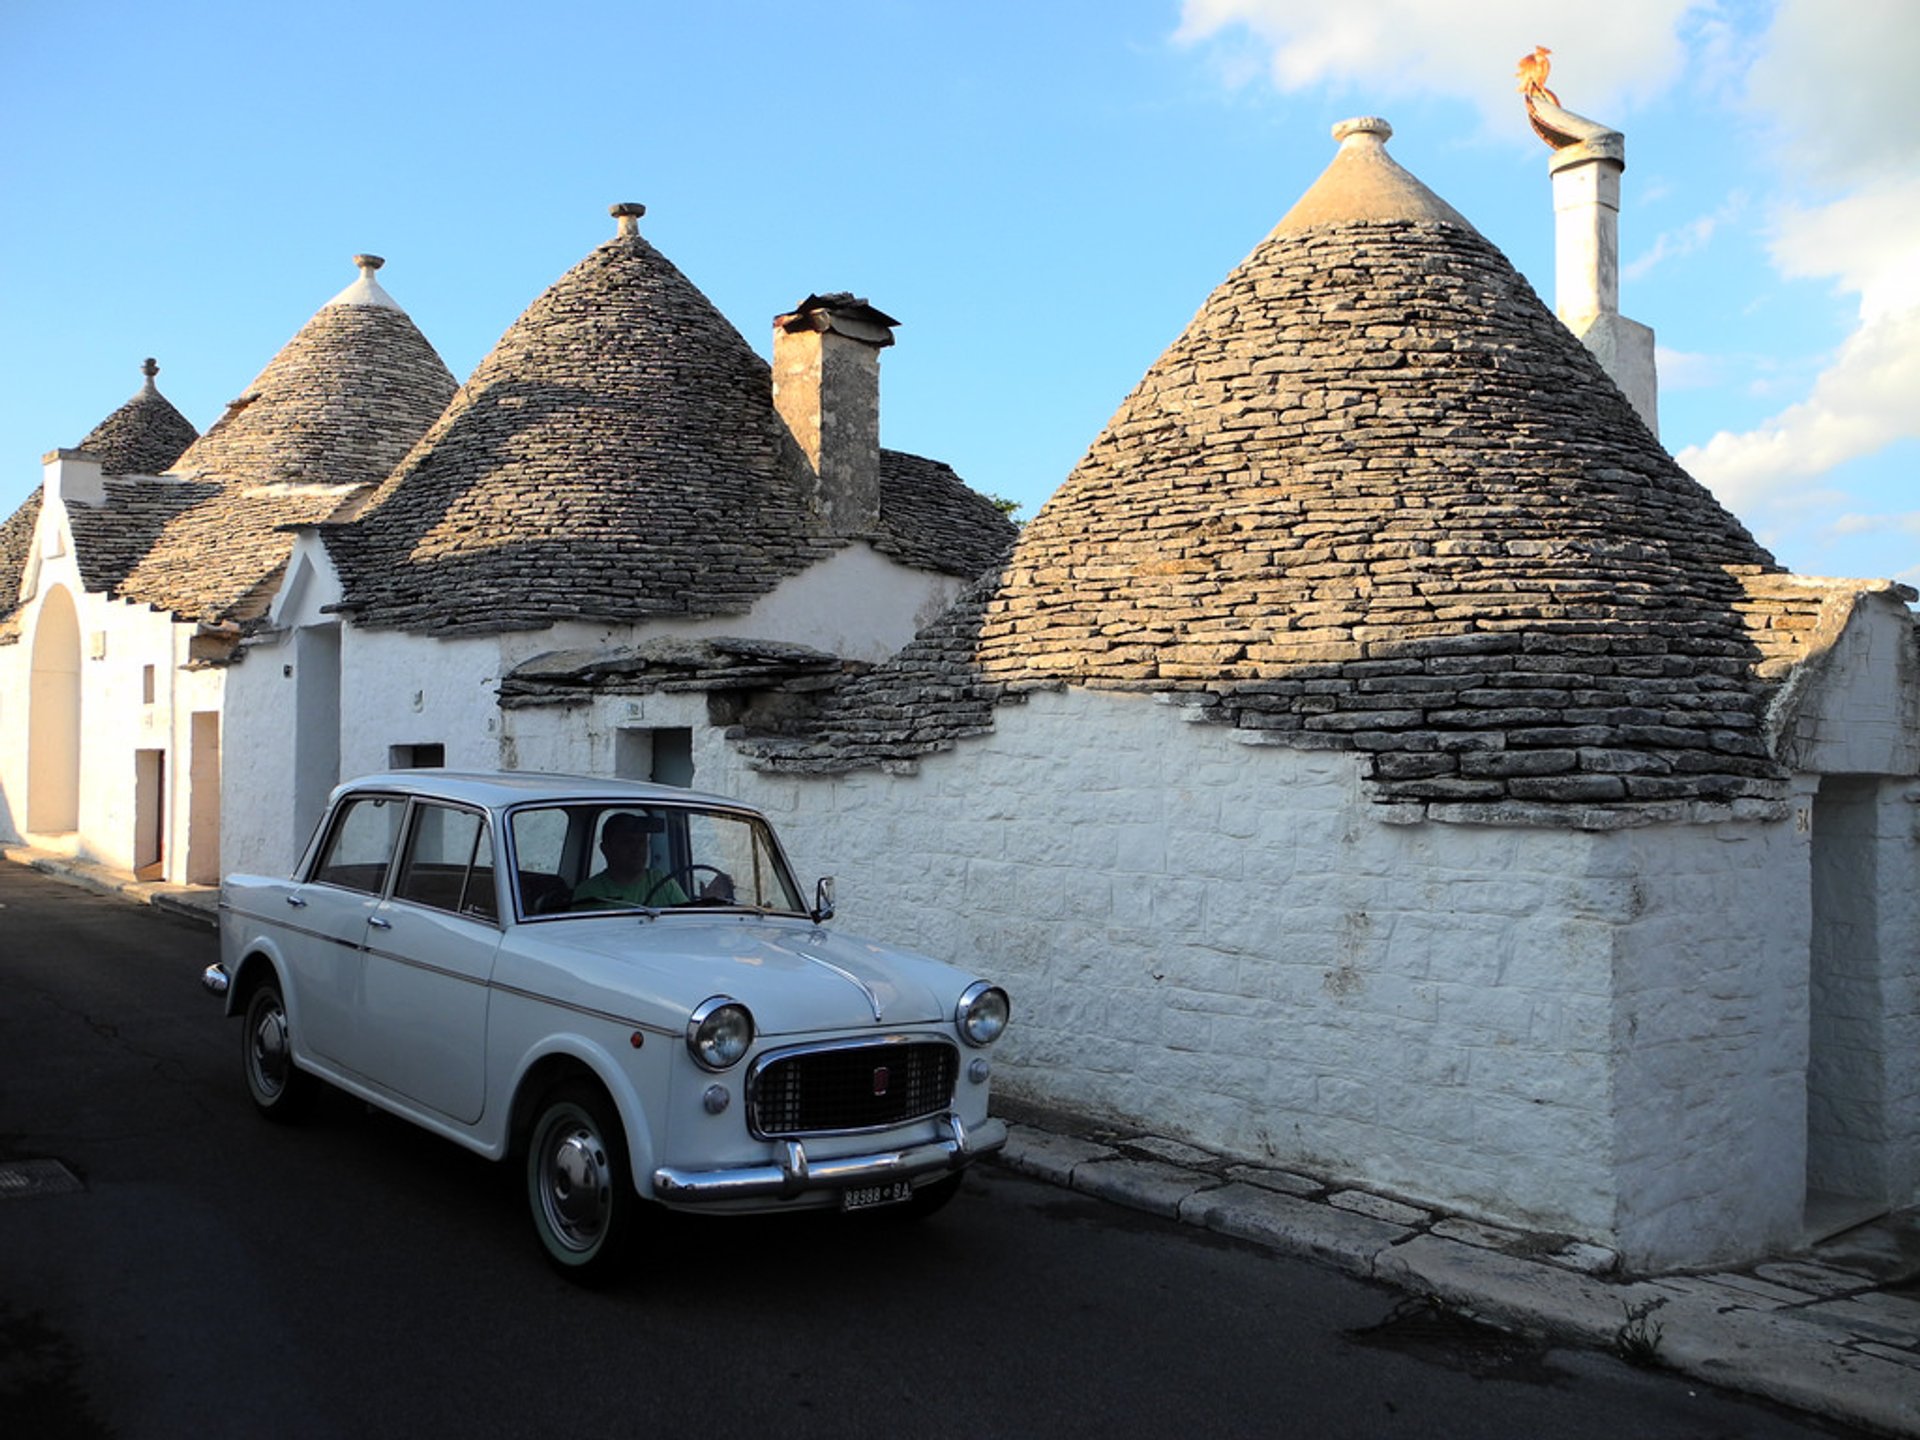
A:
68,478,223,595
326,219,1014,635
742,122,1832,825
75,360,199,477
874,449,1017,578
0,491,42,643
119,274,455,625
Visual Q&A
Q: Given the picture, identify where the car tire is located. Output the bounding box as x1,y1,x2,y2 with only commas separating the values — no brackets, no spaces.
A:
241,976,313,1122
525,1082,638,1284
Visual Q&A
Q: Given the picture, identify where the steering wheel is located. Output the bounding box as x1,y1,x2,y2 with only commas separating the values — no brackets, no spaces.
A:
641,865,732,906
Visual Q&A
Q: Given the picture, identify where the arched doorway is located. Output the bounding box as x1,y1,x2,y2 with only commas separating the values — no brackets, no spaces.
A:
27,585,82,833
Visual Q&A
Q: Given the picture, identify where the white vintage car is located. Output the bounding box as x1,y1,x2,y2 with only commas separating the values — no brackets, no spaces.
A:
205,770,1009,1281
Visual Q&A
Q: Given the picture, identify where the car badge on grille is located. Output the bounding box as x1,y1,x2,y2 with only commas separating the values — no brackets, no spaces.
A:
872,1065,891,1097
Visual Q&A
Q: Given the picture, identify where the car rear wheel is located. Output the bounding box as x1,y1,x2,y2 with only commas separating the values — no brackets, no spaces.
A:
242,977,312,1121
525,1082,638,1284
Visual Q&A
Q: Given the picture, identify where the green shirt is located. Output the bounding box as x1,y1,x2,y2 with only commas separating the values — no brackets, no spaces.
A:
571,868,687,909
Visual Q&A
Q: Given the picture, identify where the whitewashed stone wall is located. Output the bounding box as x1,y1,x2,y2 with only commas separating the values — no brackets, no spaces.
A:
1876,781,1920,1206
218,532,975,879
1606,811,1812,1263
1,485,224,884
708,687,1818,1268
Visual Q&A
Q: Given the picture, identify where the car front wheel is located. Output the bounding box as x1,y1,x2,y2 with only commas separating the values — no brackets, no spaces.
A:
525,1082,638,1284
241,977,312,1121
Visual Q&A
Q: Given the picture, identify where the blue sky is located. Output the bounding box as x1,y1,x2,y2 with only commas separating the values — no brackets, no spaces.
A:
3,1,1915,585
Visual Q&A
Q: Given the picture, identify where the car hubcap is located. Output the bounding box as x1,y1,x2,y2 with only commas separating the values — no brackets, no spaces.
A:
541,1120,609,1252
250,1004,289,1097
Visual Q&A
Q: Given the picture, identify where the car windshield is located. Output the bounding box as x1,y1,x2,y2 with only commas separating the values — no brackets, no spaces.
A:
509,802,806,920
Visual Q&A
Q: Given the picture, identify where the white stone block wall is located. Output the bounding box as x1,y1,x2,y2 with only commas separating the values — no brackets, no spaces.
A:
1883,780,1920,1207
1607,814,1812,1267
1,510,224,887
714,691,1789,1251
220,627,305,877
0,625,29,843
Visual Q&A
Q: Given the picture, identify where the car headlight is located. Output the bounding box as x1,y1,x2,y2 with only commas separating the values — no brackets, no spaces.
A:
956,981,1010,1047
686,997,754,1071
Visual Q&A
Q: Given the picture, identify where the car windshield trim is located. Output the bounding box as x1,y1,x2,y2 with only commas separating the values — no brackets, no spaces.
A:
503,798,809,922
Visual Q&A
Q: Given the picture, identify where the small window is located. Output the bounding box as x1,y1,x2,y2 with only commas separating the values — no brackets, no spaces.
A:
141,665,156,705
390,743,445,769
394,803,496,922
615,726,693,787
311,796,405,894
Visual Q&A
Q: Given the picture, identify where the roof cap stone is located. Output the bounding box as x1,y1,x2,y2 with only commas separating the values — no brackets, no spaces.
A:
1274,114,1477,236
325,253,404,312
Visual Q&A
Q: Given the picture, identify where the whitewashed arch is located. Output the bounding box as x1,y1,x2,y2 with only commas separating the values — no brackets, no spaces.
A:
27,584,82,833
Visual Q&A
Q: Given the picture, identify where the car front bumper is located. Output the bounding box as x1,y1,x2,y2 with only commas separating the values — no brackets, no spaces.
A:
651,1111,1008,1203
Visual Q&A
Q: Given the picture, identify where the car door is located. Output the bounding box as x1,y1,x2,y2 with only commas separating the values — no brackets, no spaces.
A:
358,801,503,1124
286,792,407,1070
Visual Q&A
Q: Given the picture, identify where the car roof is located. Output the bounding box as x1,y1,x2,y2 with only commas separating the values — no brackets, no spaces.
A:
332,769,760,816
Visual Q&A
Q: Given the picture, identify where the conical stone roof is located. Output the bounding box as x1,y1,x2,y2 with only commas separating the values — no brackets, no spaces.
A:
326,208,1014,636
76,358,199,476
119,257,456,626
0,360,202,640
748,119,1796,824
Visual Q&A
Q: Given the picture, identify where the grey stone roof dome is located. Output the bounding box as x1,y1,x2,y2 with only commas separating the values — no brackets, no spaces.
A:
118,258,456,625
0,360,202,640
325,210,1013,636
746,120,1802,824
76,358,199,477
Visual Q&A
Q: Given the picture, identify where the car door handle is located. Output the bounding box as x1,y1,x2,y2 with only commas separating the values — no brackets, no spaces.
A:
368,916,392,930
285,895,307,909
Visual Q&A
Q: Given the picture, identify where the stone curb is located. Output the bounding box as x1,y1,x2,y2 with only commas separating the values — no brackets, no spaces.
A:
3,846,218,928
995,1121,1920,1439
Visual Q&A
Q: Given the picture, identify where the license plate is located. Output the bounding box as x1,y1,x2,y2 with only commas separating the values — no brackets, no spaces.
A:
841,1179,914,1212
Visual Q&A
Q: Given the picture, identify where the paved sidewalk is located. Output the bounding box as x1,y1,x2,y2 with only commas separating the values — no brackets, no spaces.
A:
995,1101,1920,1438
2,843,220,927
10,847,1918,1434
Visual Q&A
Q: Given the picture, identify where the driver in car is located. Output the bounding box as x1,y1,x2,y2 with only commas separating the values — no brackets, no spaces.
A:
571,812,688,909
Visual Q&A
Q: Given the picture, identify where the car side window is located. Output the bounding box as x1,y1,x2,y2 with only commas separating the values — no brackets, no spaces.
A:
394,803,496,923
311,796,405,895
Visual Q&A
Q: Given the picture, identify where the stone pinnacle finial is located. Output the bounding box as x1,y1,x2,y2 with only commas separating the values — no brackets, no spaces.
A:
141,357,159,390
611,202,646,238
353,254,385,278
1332,116,1393,147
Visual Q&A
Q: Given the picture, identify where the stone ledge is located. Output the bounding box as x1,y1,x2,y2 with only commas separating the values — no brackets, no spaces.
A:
1073,1158,1219,1218
1179,1181,1410,1278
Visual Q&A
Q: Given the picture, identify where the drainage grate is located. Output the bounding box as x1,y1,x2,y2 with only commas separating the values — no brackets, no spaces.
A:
0,1159,84,1199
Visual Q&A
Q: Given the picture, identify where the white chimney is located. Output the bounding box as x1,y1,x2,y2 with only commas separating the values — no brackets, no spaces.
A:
42,448,105,508
772,294,897,537
1524,63,1659,437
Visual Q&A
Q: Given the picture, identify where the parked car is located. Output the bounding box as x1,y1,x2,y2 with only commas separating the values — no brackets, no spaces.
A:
205,770,1009,1282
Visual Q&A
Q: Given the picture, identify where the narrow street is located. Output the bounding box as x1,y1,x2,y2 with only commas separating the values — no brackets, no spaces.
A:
0,865,1849,1438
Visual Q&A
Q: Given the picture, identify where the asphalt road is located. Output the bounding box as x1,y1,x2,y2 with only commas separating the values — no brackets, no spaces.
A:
0,864,1850,1439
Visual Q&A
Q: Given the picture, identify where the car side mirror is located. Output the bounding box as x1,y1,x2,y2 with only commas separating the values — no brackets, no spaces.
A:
811,876,835,924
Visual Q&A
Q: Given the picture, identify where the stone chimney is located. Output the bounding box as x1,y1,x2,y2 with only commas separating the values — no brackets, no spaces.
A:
1525,69,1659,436
42,448,105,508
772,293,898,537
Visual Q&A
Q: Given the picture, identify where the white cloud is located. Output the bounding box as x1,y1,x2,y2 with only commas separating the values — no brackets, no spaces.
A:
1768,177,1920,322
1677,305,1920,506
1624,192,1747,282
1743,0,1920,186
1175,0,1702,128
1679,1,1920,534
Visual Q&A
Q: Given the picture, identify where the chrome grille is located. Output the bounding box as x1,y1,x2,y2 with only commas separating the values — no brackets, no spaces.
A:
748,1040,958,1138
